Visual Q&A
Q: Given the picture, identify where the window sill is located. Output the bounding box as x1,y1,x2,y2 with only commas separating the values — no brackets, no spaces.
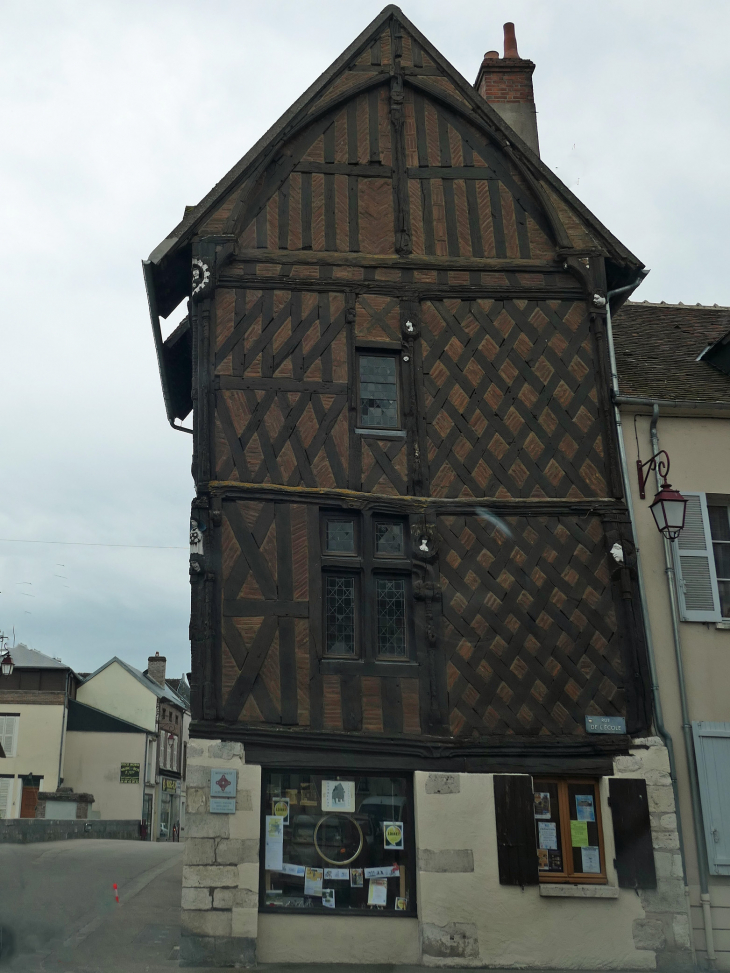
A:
539,884,619,899
355,428,406,438
715,621,730,630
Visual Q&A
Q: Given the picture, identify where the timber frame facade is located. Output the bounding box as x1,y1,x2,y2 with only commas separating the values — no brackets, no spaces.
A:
144,6,652,776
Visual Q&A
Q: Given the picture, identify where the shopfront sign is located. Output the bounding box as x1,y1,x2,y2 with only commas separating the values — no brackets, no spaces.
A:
162,777,180,794
210,798,236,814
210,768,237,798
585,716,626,735
120,763,140,784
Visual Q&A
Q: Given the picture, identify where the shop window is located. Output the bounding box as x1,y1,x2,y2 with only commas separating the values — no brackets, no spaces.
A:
321,513,411,661
533,778,606,883
357,353,400,430
261,771,414,914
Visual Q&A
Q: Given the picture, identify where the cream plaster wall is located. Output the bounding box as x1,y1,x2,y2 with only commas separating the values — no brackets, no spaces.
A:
62,730,148,819
623,412,730,968
414,771,652,970
256,915,420,964
0,703,64,815
77,662,157,731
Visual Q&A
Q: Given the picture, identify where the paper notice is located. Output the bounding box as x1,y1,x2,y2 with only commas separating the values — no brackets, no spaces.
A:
265,816,284,871
324,868,349,880
278,862,305,877
581,845,601,873
350,868,364,887
575,794,595,822
322,889,335,908
570,820,589,847
538,821,558,851
304,866,323,896
533,791,551,819
322,780,355,812
364,864,399,879
395,897,407,911
367,877,388,906
537,848,549,870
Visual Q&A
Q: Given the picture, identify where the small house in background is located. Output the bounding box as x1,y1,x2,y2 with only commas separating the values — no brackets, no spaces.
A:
0,644,80,819
77,653,190,840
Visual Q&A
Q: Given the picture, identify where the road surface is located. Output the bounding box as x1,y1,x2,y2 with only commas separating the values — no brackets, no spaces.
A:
0,839,183,972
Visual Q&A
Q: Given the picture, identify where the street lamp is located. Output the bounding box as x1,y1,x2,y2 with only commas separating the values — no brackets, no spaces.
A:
637,450,688,541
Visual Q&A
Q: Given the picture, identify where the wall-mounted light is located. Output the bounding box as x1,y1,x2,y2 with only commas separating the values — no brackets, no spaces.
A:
0,633,12,677
637,450,687,541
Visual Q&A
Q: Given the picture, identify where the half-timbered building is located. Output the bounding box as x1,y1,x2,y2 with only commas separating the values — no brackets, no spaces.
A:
143,7,691,968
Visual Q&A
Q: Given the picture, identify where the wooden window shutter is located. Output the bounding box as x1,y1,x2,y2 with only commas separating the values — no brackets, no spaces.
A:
0,777,11,818
0,716,18,758
608,778,657,888
673,493,722,622
493,774,539,886
692,722,730,876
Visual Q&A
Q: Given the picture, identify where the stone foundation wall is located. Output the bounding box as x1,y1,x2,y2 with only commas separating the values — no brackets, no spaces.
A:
0,819,141,842
614,737,693,971
180,740,260,968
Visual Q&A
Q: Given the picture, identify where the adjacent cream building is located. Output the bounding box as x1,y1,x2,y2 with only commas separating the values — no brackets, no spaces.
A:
614,300,730,969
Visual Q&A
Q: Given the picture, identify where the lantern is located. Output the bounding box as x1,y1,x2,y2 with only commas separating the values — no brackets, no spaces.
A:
649,484,688,541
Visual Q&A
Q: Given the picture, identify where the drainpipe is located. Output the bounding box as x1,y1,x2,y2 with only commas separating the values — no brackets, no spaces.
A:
604,277,696,957
57,670,69,788
650,404,716,967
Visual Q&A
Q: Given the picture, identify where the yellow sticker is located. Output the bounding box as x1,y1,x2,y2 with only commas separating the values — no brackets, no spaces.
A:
272,797,289,823
570,820,589,847
384,822,404,849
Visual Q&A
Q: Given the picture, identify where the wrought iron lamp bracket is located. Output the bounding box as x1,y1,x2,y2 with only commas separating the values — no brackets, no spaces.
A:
637,450,670,500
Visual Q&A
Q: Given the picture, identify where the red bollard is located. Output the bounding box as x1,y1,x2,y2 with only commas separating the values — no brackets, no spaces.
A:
113,883,119,904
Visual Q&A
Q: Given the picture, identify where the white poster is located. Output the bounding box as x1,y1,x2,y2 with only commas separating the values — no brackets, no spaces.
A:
324,868,349,880
367,878,388,906
278,862,305,877
322,889,335,909
322,780,355,812
264,816,283,871
538,821,558,851
575,794,596,822
304,866,323,896
364,864,399,879
581,845,601,874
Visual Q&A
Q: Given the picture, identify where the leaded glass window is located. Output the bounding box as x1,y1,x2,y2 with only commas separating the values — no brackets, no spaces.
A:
375,523,404,556
359,355,399,428
325,576,356,655
376,578,407,657
326,520,355,554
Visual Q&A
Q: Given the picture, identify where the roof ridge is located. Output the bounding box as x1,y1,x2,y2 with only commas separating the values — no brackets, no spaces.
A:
626,300,730,310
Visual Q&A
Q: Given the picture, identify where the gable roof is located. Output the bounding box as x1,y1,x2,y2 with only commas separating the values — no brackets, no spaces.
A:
81,656,188,710
144,6,644,416
6,643,74,672
66,698,149,734
613,301,730,403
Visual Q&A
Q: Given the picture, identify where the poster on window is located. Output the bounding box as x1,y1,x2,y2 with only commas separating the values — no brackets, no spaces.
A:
537,821,558,851
537,849,549,870
321,780,355,812
575,794,596,822
395,897,407,911
324,868,348,880
383,821,404,850
364,864,399,879
265,815,284,870
272,797,290,824
570,820,589,847
533,792,551,819
350,868,364,887
581,846,601,873
304,866,323,896
322,889,335,908
279,862,305,877
367,878,388,906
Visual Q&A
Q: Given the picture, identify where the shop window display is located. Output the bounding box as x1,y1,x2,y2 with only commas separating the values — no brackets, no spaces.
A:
261,772,414,914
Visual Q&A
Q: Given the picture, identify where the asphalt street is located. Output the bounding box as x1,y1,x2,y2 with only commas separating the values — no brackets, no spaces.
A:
0,839,183,973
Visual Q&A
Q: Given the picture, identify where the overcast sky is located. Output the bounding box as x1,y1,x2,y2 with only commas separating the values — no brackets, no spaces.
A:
1,0,728,678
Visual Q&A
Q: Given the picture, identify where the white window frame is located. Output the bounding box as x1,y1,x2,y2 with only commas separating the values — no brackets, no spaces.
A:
0,776,12,818
0,715,19,758
692,722,730,875
672,492,722,622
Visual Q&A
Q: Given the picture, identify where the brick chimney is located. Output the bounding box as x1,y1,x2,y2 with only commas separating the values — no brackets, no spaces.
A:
474,23,539,156
147,652,166,688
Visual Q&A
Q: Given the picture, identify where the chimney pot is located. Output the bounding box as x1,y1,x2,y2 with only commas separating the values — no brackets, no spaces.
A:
503,22,519,59
147,654,167,688
484,50,499,60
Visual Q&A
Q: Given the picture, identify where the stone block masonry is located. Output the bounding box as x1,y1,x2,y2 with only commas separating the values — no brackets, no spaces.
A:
180,739,260,969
